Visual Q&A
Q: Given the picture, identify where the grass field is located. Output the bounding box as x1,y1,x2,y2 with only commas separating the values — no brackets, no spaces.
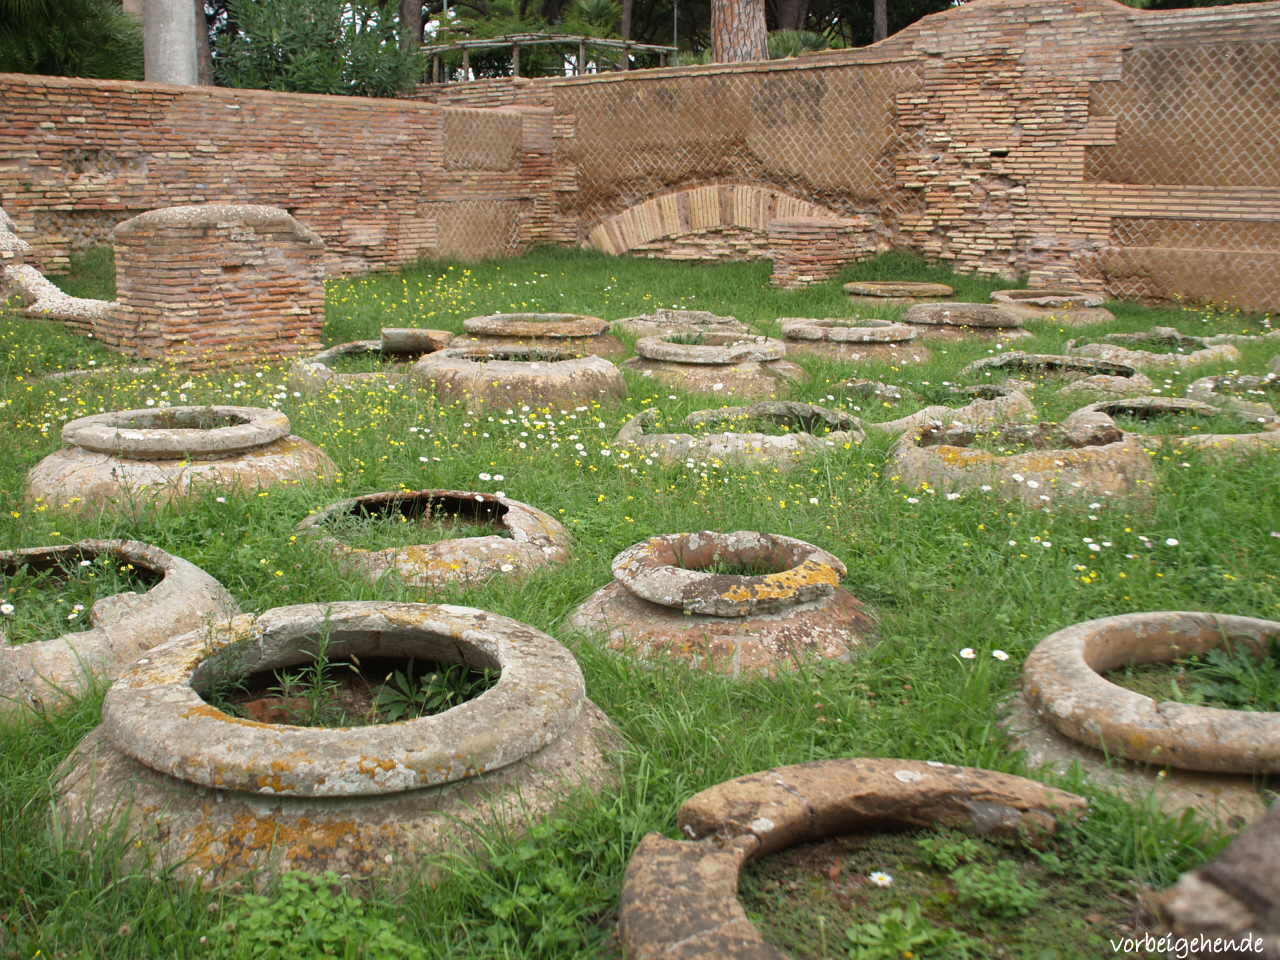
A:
1,247,1277,959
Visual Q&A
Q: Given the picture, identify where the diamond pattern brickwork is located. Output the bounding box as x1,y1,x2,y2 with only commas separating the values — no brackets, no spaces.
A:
553,61,922,227
443,109,522,171
1086,43,1280,188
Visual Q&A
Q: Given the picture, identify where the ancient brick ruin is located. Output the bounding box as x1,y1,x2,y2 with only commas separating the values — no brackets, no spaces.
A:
1,0,1278,313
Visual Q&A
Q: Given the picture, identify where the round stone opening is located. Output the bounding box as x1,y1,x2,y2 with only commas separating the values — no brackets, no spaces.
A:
55,602,622,882
113,409,249,431
296,489,571,587
843,280,954,303
617,758,1086,960
413,348,628,411
0,539,236,716
1067,397,1280,455
615,403,863,469
624,335,804,398
569,531,875,676
992,289,1105,308
196,630,500,728
1006,611,1280,825
892,416,1156,507
27,405,336,511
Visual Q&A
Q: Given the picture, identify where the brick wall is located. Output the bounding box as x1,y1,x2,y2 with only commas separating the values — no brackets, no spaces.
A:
107,204,326,367
420,0,1280,311
4,0,1280,311
0,74,569,274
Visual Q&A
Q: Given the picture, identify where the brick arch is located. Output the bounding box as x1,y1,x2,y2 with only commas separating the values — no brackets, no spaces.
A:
584,183,847,255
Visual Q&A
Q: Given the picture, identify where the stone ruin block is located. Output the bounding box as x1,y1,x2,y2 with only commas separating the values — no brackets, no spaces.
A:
108,204,326,367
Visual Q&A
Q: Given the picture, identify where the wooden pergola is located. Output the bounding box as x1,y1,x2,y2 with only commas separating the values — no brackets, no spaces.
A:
420,33,678,83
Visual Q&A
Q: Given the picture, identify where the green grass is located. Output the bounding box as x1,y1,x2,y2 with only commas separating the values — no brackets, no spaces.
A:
1,247,1277,958
1,550,157,645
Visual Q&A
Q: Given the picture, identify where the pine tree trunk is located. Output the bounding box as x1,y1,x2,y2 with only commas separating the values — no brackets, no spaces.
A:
400,0,423,54
194,0,213,84
621,0,633,40
711,0,768,63
873,0,887,42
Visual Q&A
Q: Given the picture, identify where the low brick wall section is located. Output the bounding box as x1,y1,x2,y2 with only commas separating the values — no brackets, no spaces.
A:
769,217,877,288
0,74,570,274
107,204,326,367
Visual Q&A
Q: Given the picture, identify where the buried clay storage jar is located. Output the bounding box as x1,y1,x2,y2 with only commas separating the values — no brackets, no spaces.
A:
622,334,805,399
778,317,929,365
1068,327,1242,371
568,530,876,677
0,539,237,717
295,489,571,587
451,313,626,359
413,345,628,412
53,601,622,884
1065,396,1280,458
613,401,864,470
617,757,1087,960
842,280,954,304
902,302,1030,341
890,414,1157,508
1005,611,1280,826
25,406,336,512
613,308,749,340
289,329,453,392
989,288,1113,325
961,352,1153,400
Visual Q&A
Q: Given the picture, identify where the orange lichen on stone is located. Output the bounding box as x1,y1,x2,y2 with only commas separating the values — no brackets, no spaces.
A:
719,559,839,603
180,702,275,730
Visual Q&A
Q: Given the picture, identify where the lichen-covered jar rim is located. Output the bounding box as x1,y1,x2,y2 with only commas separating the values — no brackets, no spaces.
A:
634,335,786,365
295,489,569,553
991,289,1105,308
101,602,585,797
611,530,846,617
780,317,917,343
843,281,954,298
62,405,291,459
463,313,608,338
1022,611,1280,773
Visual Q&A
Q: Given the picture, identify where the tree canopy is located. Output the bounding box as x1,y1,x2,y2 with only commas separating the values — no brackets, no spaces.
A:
0,0,143,79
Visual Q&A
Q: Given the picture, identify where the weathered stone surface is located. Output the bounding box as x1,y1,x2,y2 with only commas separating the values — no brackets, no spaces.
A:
613,309,749,339
54,603,623,885
904,302,1025,329
455,312,626,359
624,335,805,398
891,420,1156,507
291,335,451,392
613,531,846,617
1069,335,1243,371
615,403,863,469
380,327,454,354
569,531,875,676
1187,373,1280,424
1058,371,1156,400
843,281,954,303
990,289,1113,325
1003,693,1268,828
619,758,1086,960
295,489,571,587
5,263,115,327
413,346,628,411
1152,802,1280,959
1066,397,1280,457
867,385,1037,435
1021,612,1280,774
636,334,785,365
837,379,919,406
961,352,1138,380
0,540,237,717
25,406,337,512
780,317,929,364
